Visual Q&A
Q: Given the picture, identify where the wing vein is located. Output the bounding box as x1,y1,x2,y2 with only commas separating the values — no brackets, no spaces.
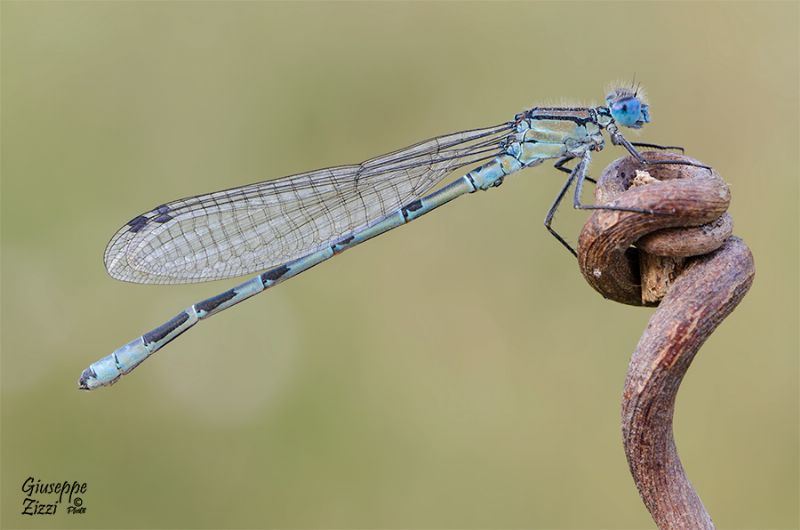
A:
104,122,513,284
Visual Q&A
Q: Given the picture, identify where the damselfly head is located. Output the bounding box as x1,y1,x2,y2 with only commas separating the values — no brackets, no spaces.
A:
606,87,650,129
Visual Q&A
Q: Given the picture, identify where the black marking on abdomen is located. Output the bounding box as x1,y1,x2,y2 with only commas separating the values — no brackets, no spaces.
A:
261,264,290,284
401,199,423,220
331,235,355,254
127,215,148,233
466,173,478,192
194,289,237,314
143,311,190,345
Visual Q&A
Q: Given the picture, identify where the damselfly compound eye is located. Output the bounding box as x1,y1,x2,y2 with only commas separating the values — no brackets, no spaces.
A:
606,86,650,129
611,98,642,127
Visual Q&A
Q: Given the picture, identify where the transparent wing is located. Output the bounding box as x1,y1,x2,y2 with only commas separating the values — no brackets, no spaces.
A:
105,123,513,284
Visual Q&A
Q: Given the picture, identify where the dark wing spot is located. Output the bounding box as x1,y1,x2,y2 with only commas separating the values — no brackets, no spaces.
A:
153,213,174,223
127,215,149,233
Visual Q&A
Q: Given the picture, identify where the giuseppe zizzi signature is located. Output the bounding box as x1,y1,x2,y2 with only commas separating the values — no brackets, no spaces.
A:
20,476,87,515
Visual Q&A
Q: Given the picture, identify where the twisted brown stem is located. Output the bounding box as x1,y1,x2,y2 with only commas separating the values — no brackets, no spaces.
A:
577,152,755,529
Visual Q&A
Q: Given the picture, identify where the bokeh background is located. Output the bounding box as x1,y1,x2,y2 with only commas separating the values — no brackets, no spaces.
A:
2,2,797,529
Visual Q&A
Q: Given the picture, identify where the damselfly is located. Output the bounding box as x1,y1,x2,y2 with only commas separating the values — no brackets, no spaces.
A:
79,85,701,390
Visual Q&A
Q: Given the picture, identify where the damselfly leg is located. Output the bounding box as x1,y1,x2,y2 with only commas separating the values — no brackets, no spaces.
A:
630,142,685,153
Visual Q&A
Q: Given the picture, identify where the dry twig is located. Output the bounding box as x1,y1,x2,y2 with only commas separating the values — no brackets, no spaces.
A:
577,152,755,529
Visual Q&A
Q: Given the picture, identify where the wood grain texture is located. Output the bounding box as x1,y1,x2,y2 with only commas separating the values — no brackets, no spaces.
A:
577,153,755,529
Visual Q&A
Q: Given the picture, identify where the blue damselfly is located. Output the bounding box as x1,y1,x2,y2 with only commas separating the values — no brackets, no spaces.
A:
80,85,702,390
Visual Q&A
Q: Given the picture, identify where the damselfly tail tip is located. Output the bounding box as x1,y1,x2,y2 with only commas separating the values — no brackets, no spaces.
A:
78,367,96,390
78,366,115,390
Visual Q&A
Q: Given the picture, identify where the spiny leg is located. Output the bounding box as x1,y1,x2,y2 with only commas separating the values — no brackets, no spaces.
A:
571,151,657,216
546,150,675,257
554,155,596,184
546,153,626,256
544,155,588,257
630,141,684,153
553,155,575,175
613,132,711,171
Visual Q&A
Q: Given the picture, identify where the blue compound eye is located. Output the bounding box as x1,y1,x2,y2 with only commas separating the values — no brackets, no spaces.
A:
610,97,642,128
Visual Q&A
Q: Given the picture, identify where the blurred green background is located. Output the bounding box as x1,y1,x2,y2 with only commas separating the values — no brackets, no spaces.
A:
2,2,797,529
